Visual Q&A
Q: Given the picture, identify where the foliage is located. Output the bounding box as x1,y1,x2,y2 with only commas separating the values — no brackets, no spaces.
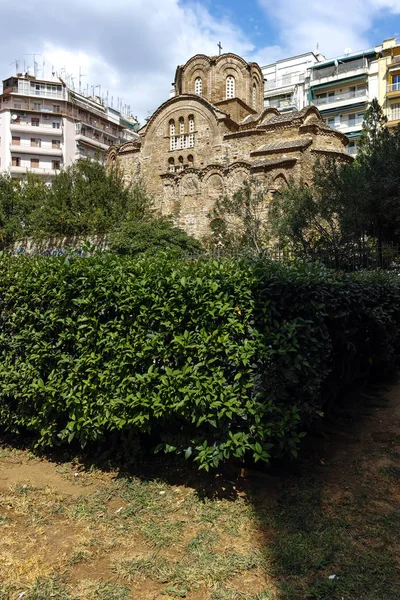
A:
33,160,152,237
210,179,270,256
0,254,400,470
109,217,202,257
0,159,153,246
357,97,389,157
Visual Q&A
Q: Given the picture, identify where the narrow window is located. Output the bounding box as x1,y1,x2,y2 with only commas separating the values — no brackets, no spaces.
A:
252,84,257,109
179,117,184,134
169,120,176,151
31,158,39,168
12,156,21,167
226,76,235,99
168,157,175,172
195,77,202,96
189,115,195,132
12,136,20,146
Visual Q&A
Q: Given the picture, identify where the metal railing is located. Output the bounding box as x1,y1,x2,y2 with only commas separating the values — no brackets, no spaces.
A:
313,89,367,106
387,82,400,93
264,73,305,91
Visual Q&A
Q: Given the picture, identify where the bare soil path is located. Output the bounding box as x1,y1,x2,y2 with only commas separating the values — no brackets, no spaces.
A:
0,380,399,600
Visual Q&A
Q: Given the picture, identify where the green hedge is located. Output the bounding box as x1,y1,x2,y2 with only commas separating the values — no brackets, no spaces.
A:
0,253,399,470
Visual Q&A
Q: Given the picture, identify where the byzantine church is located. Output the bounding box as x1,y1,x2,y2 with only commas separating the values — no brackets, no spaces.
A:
108,53,350,238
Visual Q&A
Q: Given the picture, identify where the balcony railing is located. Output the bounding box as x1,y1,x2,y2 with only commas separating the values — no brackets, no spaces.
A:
313,89,367,106
387,82,400,93
264,73,305,91
310,60,368,83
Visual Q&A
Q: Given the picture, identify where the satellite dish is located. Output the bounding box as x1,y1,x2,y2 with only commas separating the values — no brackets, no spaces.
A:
11,114,18,120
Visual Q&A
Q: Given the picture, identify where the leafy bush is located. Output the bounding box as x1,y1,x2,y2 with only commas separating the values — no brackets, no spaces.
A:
0,253,399,470
109,217,202,257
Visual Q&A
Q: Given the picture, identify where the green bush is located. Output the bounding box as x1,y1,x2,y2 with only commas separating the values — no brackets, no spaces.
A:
0,253,399,470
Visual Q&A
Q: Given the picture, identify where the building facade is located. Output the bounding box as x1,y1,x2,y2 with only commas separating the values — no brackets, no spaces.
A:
108,53,349,239
308,48,379,156
0,73,139,178
262,52,324,113
378,38,400,130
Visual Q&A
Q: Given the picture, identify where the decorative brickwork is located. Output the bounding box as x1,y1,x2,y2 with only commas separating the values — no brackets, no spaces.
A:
108,53,350,238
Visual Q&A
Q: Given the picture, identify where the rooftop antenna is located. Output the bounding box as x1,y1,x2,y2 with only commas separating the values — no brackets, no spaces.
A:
217,41,223,56
42,57,45,79
23,53,41,77
9,59,20,74
79,66,86,94
70,76,75,90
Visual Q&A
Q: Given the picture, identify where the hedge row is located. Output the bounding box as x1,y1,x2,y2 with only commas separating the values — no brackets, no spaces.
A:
0,253,399,470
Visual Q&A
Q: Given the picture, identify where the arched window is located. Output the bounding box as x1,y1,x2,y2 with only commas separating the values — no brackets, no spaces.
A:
188,154,194,166
188,115,195,132
252,84,257,109
179,117,185,135
178,155,184,172
226,76,235,99
195,77,202,96
168,157,175,172
169,119,176,151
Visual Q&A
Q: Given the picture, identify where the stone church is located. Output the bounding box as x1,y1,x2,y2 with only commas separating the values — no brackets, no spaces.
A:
108,53,350,238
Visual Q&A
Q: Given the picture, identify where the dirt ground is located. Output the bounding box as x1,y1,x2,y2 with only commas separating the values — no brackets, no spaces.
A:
0,380,399,600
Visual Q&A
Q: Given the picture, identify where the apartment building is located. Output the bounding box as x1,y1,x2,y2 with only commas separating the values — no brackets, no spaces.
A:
0,73,139,178
378,37,400,130
308,48,379,155
262,52,324,112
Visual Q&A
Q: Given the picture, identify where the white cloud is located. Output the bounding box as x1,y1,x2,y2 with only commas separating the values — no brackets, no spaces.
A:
1,0,400,123
0,0,255,121
257,0,400,58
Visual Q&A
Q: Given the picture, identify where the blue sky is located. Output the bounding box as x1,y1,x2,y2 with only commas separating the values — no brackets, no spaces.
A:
1,0,400,121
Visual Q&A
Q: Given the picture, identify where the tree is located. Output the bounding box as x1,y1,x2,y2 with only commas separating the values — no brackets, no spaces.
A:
356,100,400,264
0,172,48,249
108,217,203,257
37,159,152,237
210,178,269,256
357,98,389,157
268,158,359,265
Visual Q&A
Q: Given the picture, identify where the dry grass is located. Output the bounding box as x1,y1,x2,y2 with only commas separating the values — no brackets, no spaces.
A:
0,384,400,599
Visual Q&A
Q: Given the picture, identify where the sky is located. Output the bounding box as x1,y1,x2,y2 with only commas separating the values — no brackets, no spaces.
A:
1,0,400,122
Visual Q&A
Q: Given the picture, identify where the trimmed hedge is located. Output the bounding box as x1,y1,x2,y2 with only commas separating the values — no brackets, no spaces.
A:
0,253,399,470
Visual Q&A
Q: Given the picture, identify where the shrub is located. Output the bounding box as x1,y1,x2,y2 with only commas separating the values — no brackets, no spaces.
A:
0,253,399,470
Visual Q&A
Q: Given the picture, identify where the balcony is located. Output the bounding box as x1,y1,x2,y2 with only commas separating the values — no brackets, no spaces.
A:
264,73,305,94
387,82,400,97
333,122,363,135
313,89,368,111
310,60,368,86
266,97,299,111
4,86,67,101
10,122,63,136
10,144,63,156
75,133,109,151
9,166,60,177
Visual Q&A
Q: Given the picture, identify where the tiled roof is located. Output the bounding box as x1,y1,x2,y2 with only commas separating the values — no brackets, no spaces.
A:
252,138,312,154
250,156,297,170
